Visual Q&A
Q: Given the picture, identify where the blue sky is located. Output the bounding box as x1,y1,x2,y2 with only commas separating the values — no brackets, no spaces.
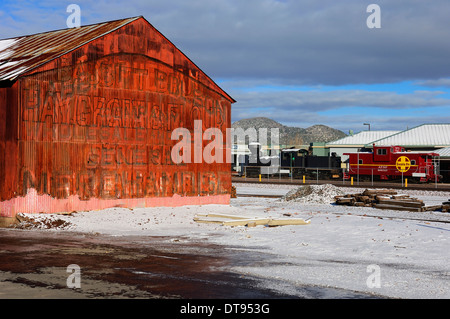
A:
1,0,449,134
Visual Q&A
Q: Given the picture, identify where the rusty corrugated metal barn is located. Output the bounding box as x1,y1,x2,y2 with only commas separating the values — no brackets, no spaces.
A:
0,16,234,223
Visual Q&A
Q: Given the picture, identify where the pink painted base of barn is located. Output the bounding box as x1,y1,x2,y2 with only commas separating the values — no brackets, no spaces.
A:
0,188,230,218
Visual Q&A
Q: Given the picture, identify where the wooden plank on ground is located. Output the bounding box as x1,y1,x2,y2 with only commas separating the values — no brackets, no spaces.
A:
373,204,423,212
193,217,229,224
267,218,311,226
222,218,271,226
194,213,250,220
193,214,311,227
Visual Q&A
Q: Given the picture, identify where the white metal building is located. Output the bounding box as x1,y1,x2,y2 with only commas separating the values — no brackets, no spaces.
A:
326,131,400,162
435,147,450,157
368,124,450,151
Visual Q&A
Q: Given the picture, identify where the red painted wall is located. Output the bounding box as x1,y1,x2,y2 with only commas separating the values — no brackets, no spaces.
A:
0,85,19,203
0,18,233,217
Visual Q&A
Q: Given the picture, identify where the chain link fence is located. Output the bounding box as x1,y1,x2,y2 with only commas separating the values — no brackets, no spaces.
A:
234,165,450,189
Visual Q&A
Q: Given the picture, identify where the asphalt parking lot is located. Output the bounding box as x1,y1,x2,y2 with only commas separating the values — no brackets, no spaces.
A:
0,228,377,300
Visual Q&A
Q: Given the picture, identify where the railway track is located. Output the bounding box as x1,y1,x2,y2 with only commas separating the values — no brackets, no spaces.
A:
330,212,450,225
232,176,450,192
232,177,450,225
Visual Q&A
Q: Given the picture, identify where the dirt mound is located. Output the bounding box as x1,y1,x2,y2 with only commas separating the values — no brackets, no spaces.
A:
12,213,72,230
280,184,345,204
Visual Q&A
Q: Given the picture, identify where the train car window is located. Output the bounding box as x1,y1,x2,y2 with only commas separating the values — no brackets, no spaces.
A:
377,149,387,155
411,160,416,165
358,159,363,164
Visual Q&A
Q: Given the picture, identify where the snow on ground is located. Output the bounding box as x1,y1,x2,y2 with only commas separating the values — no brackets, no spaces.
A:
13,183,450,299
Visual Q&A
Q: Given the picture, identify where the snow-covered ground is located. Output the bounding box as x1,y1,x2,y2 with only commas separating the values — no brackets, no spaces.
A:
14,183,450,299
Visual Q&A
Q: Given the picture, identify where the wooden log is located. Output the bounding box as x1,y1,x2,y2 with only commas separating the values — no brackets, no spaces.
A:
392,194,411,200
423,205,443,211
336,198,355,205
396,198,421,203
356,195,370,203
363,189,397,196
375,195,392,201
339,198,355,202
376,199,424,208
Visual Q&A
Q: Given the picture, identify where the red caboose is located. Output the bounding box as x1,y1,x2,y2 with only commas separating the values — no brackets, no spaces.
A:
344,145,441,182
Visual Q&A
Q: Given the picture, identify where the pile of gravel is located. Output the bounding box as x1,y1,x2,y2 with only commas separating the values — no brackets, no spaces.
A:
280,184,345,204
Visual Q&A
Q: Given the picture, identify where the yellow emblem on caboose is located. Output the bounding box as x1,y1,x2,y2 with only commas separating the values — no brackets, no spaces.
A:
396,156,411,172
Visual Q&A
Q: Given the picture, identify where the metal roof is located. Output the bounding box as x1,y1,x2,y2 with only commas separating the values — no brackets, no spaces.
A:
326,131,399,146
0,16,235,103
0,17,141,81
368,124,450,147
435,147,450,157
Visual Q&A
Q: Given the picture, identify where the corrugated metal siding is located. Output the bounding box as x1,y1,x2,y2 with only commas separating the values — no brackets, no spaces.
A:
0,17,233,217
327,131,399,146
0,84,19,202
370,124,450,147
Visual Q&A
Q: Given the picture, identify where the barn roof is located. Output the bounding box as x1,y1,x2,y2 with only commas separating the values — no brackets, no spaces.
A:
0,16,235,102
0,17,141,82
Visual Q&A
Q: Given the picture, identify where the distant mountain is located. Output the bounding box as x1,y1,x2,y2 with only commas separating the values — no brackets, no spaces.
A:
231,117,347,146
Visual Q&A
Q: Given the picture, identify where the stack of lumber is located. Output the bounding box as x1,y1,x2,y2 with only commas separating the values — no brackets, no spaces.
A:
193,213,311,227
335,189,397,208
335,189,448,212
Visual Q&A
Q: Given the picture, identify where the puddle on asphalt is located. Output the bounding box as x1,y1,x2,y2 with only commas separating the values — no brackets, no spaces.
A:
0,229,380,299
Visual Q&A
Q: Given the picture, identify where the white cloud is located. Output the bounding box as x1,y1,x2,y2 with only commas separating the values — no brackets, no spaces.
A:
230,88,450,130
231,89,450,112
417,78,450,88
